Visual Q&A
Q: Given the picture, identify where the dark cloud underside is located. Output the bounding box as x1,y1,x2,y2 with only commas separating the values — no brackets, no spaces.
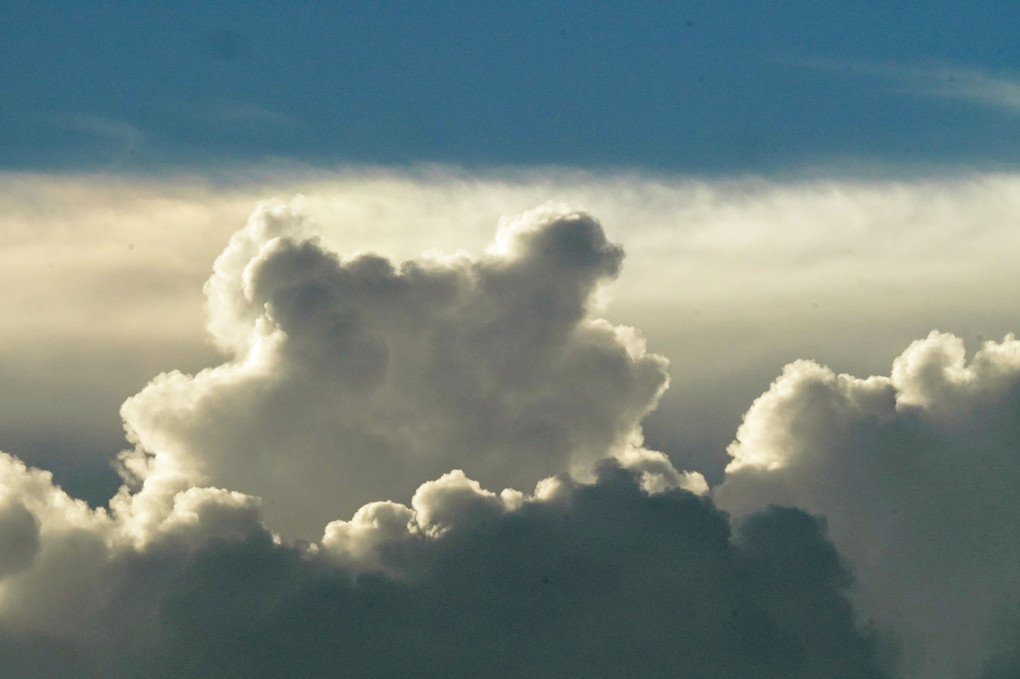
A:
148,467,889,679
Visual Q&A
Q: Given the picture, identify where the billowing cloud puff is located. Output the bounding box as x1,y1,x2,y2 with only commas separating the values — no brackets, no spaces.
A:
7,454,897,676
120,201,672,537
0,450,890,678
148,465,890,679
716,331,1020,679
0,450,267,677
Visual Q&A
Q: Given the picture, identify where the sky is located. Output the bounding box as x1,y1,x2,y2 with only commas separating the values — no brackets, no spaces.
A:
2,2,1020,678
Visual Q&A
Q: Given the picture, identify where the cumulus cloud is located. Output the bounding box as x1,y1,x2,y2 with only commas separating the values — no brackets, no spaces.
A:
716,331,1020,679
3,172,1020,677
120,200,672,537
5,169,1020,500
0,450,264,675
147,465,891,679
0,454,889,678
0,193,897,678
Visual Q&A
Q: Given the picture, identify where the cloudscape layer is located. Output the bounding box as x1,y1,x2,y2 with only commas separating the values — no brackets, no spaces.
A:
0,172,1018,678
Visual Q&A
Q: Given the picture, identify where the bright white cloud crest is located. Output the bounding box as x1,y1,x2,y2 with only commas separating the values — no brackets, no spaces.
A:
120,200,673,538
718,331,1020,679
0,200,716,677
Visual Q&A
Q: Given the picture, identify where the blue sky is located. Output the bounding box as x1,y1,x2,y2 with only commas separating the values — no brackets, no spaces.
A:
4,1,1020,173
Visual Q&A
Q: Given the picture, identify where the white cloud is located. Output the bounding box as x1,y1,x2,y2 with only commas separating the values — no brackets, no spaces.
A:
5,168,1020,503
120,200,670,538
716,331,1020,679
0,447,271,675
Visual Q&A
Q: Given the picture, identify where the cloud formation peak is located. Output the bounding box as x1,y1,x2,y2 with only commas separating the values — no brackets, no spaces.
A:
121,201,671,537
717,331,1020,679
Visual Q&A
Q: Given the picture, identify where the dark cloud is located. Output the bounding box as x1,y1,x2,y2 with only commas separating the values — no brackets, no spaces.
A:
0,452,890,678
0,499,41,577
978,649,1020,679
0,633,84,679
144,465,889,679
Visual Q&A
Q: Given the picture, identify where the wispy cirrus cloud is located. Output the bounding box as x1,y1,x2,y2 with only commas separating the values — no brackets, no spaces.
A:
878,62,1020,113
55,114,145,144
210,102,293,126
53,114,146,162
798,58,1020,115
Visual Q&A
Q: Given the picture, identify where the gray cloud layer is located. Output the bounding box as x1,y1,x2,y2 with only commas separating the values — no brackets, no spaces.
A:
152,466,890,679
0,459,890,679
